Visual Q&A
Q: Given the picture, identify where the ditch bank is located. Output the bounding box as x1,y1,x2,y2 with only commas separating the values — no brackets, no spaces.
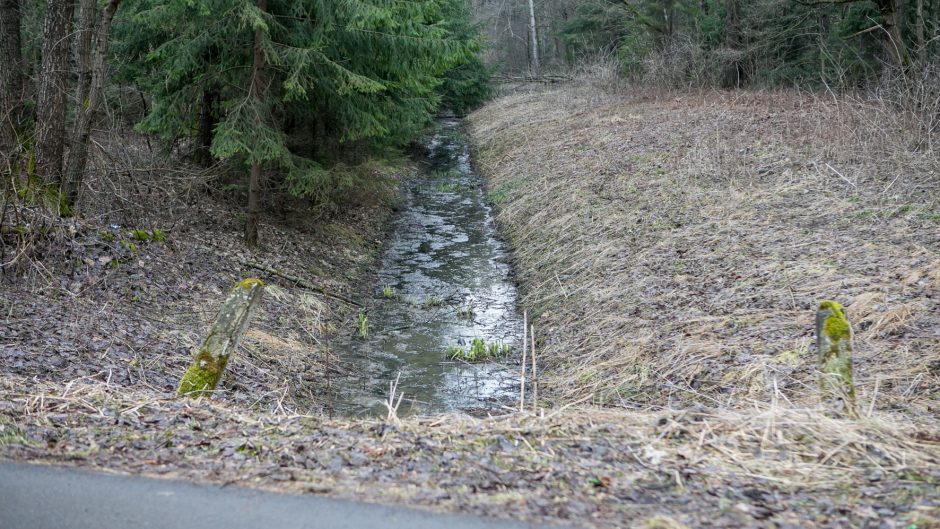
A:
468,84,940,416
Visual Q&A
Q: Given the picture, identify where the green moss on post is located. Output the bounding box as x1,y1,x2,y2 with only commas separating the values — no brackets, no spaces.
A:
178,278,264,396
816,300,857,417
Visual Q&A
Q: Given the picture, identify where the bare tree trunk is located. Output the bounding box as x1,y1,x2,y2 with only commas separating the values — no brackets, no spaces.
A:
73,0,95,111
245,0,267,247
875,0,910,67
195,88,217,167
915,0,925,63
0,0,24,172
527,0,539,73
35,0,75,190
63,0,121,207
246,161,261,247
721,0,744,88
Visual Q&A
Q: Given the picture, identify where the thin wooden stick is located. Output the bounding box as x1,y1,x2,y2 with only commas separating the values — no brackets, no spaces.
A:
520,310,527,412
867,376,881,417
531,324,537,412
237,258,362,306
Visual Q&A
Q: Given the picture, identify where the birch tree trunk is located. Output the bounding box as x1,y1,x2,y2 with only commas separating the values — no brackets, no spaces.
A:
526,0,539,74
35,0,75,191
245,0,267,247
178,279,264,396
64,0,121,207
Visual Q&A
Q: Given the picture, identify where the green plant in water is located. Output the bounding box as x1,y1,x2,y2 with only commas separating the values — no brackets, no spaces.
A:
382,284,395,299
450,338,507,362
469,337,486,359
421,296,443,309
446,345,465,359
357,310,369,339
457,304,474,320
487,342,500,358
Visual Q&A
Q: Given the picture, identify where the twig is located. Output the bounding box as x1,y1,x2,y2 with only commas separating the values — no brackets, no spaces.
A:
867,376,880,418
545,393,594,420
383,372,405,425
824,162,856,189
531,324,538,412
237,258,361,306
520,310,527,413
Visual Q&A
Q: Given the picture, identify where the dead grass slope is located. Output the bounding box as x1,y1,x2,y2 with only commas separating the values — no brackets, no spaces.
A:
469,84,939,418
4,375,939,528
1,161,398,415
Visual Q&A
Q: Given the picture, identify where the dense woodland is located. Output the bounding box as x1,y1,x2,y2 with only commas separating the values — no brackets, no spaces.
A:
1,0,938,245
476,0,939,85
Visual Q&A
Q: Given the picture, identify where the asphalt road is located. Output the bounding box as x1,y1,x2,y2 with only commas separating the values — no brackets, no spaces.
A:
0,462,554,529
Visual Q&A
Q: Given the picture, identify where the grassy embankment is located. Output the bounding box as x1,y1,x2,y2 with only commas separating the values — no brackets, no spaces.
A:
470,83,939,415
1,82,938,528
468,81,940,523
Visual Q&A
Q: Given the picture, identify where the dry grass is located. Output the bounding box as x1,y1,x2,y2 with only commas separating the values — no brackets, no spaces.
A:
469,82,940,420
2,374,938,527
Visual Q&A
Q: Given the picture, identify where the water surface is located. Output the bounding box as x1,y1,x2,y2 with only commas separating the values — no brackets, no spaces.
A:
334,119,522,416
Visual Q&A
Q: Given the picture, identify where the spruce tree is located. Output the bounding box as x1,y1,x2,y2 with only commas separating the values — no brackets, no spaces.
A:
115,0,479,243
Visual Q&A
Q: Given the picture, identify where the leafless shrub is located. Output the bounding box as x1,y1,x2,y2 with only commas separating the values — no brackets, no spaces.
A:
864,62,940,152
639,36,722,90
570,53,629,94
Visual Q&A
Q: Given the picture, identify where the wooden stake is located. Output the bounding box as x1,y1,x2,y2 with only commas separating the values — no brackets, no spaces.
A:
816,300,857,418
178,278,264,396
531,324,537,412
520,310,527,412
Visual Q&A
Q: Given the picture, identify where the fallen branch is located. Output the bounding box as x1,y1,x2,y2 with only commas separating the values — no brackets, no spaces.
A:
236,258,362,307
492,74,572,84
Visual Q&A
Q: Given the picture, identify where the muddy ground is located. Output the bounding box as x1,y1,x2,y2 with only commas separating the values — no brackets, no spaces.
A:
2,84,939,528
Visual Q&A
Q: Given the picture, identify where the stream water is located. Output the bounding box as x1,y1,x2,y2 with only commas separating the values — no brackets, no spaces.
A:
333,119,522,417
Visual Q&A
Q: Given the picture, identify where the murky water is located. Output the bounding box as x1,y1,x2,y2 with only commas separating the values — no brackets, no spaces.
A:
333,119,522,417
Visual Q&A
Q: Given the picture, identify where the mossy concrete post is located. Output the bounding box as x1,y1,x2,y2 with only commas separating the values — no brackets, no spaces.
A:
815,300,857,417
178,278,264,396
